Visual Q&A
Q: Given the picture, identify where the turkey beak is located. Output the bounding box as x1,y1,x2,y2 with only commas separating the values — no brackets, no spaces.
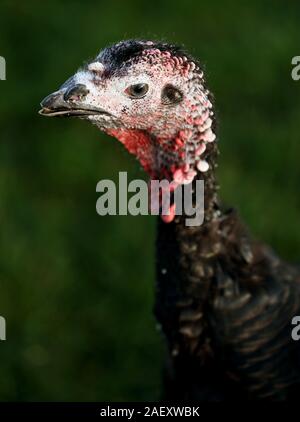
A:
39,89,73,117
39,83,111,117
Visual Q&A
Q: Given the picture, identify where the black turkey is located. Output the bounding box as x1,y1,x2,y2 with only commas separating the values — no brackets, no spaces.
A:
39,40,300,400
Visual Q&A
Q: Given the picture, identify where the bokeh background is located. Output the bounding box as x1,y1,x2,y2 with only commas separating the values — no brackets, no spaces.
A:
0,0,299,401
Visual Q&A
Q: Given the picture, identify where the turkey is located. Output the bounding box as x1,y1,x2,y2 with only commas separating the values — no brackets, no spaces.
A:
39,40,300,400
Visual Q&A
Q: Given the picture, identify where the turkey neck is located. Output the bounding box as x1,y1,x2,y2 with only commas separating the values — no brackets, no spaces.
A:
154,141,223,354
196,140,220,224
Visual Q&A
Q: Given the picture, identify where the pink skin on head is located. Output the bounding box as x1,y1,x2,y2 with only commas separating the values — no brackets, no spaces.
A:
108,53,213,160
88,44,216,222
107,128,155,175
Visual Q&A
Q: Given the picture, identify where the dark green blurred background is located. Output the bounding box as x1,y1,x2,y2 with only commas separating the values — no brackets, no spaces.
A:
0,0,299,401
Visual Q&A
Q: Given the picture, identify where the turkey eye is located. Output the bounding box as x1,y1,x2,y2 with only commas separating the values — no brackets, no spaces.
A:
162,84,183,105
125,83,149,98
